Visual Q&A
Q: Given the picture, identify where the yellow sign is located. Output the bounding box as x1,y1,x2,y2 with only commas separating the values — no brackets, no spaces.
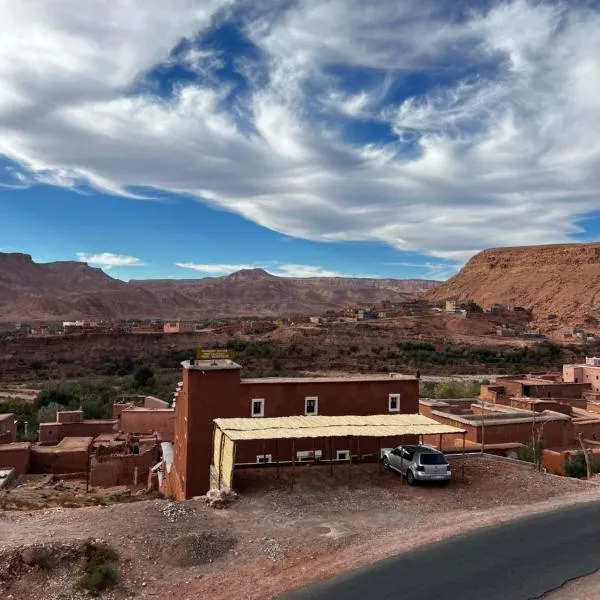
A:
196,348,235,360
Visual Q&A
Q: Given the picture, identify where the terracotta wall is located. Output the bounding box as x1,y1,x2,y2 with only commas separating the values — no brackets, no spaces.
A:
39,420,117,444
543,449,568,475
0,443,31,475
90,445,159,487
120,410,175,441
57,411,84,424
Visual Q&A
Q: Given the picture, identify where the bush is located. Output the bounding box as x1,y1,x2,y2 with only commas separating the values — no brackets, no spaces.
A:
31,548,55,570
565,451,600,479
38,402,60,424
35,388,79,410
78,541,119,595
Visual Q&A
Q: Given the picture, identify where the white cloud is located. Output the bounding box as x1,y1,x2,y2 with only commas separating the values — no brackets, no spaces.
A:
77,252,145,268
175,261,375,278
273,264,345,278
175,262,257,274
1,1,600,260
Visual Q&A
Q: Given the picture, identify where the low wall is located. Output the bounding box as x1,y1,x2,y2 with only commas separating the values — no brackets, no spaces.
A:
39,420,117,444
0,414,17,443
543,449,569,475
90,445,159,487
0,442,31,475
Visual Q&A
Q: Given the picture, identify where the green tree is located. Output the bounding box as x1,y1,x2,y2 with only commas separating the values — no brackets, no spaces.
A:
134,367,155,389
38,402,61,424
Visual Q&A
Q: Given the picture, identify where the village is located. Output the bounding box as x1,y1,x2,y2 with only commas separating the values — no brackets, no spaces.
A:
3,346,600,597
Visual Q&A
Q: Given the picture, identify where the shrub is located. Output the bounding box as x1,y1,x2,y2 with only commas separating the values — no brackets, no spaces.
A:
78,541,119,595
31,548,55,570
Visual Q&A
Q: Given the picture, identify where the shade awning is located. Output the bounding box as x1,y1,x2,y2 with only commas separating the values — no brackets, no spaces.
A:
213,414,465,441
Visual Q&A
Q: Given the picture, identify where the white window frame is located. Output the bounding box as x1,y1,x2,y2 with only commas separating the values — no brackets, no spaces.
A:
251,398,265,418
256,454,272,464
305,396,319,416
336,450,350,461
297,450,323,461
388,393,401,413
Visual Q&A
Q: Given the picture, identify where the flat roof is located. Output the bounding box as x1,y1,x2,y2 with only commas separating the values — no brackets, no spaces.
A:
182,359,242,371
0,442,31,451
214,414,465,441
242,373,416,384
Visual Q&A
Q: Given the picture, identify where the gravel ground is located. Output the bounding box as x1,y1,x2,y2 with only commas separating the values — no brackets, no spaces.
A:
1,458,599,600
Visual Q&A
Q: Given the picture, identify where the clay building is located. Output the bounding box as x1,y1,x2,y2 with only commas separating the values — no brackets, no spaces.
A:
163,320,196,334
113,396,175,441
166,359,419,500
564,357,600,392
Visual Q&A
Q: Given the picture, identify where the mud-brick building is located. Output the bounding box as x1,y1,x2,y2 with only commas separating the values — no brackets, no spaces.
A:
166,359,419,500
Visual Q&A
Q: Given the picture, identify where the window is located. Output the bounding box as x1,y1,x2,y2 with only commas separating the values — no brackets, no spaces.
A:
402,448,414,460
336,450,350,461
297,450,322,461
388,393,401,412
256,454,272,464
251,398,265,417
305,396,318,415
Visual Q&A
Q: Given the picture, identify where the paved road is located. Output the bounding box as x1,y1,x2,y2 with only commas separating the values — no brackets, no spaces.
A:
281,501,600,600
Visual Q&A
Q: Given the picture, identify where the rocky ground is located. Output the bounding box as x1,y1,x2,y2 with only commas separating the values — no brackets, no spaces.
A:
1,458,599,600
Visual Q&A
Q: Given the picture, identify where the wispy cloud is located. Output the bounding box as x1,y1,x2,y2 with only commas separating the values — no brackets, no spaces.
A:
1,1,600,260
175,261,377,278
175,262,258,274
77,252,145,268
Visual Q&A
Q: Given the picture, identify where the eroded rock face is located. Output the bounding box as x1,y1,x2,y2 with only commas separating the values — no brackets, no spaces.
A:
426,242,600,325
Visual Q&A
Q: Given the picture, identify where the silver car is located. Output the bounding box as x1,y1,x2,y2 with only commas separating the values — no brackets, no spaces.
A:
382,444,451,485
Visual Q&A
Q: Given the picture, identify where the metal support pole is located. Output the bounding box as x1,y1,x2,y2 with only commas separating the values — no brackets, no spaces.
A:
348,436,353,486
378,437,382,474
275,438,280,479
399,436,403,486
462,433,466,481
86,444,91,493
312,437,316,462
262,440,267,464
329,438,333,475
438,433,442,452
292,439,296,490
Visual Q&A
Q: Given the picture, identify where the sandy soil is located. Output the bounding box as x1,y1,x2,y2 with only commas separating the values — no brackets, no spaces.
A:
1,458,600,600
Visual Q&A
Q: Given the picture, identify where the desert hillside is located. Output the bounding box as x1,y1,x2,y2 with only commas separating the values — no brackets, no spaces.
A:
426,242,600,325
0,254,439,321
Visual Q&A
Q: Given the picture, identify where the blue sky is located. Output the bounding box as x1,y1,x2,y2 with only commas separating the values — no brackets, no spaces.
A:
1,0,600,281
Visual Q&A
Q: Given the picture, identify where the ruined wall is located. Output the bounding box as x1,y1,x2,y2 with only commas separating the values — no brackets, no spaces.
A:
90,445,159,487
0,414,17,443
119,409,175,441
0,442,31,475
30,443,90,474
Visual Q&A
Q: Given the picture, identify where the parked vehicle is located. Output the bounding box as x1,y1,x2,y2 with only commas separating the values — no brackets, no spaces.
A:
382,444,451,485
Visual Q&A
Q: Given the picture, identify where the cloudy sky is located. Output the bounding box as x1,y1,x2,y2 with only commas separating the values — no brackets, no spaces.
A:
1,0,600,281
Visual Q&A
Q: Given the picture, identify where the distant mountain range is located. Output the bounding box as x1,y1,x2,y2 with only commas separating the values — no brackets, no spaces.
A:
0,253,440,321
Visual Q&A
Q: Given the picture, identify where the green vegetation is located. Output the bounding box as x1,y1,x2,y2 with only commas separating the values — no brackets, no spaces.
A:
565,451,600,479
134,366,155,388
518,439,545,469
78,541,119,595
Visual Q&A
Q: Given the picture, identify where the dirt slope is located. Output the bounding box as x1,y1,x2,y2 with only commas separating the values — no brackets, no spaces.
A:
426,242,600,325
0,255,439,321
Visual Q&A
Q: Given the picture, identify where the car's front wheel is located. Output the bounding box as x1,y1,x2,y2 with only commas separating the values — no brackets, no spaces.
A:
382,457,390,470
406,470,416,485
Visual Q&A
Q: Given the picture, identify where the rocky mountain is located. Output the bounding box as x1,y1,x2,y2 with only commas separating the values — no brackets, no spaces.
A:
426,242,600,325
0,254,440,321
